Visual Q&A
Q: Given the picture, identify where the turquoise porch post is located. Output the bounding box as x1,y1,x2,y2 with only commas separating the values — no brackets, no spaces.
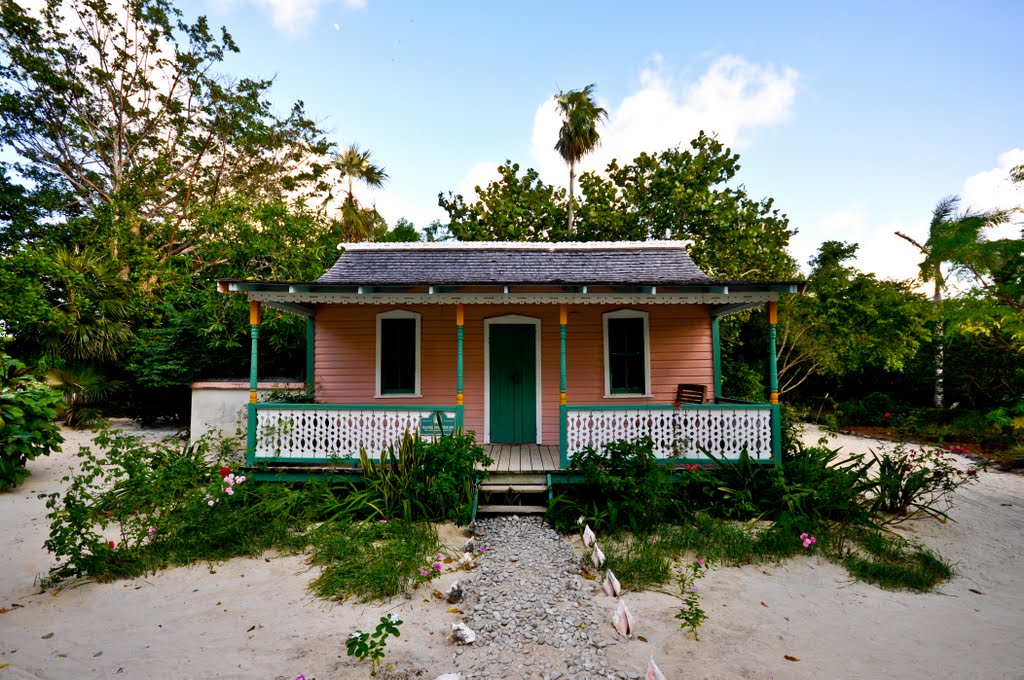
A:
767,301,779,404
246,301,261,466
768,301,781,464
456,304,464,428
559,304,568,468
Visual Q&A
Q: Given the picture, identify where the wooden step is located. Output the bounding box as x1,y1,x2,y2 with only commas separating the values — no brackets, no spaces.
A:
479,484,549,494
485,473,548,485
476,504,548,515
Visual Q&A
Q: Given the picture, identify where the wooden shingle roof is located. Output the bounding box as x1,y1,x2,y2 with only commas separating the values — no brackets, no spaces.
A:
317,241,718,287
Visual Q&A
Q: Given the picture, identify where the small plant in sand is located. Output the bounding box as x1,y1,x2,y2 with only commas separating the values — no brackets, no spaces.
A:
675,558,709,640
869,443,982,523
346,613,403,676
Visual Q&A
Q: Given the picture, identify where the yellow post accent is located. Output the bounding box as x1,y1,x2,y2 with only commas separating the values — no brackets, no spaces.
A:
456,303,464,326
559,303,567,325
770,391,779,405
767,300,777,324
249,390,257,403
249,300,262,325
457,392,464,406
560,392,567,405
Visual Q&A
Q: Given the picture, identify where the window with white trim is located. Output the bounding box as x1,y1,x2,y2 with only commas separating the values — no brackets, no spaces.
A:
603,310,650,396
376,310,420,396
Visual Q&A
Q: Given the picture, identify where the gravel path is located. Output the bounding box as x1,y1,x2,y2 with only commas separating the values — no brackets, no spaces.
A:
452,516,636,680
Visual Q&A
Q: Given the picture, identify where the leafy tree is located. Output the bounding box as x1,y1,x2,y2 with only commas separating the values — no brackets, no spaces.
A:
439,134,797,280
0,352,64,488
0,0,357,422
553,84,607,234
372,217,423,243
575,134,798,279
897,197,1012,405
331,144,389,242
777,242,931,396
438,161,568,241
0,0,331,290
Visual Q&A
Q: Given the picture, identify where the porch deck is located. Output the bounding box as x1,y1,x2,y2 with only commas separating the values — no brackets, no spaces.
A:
483,444,561,473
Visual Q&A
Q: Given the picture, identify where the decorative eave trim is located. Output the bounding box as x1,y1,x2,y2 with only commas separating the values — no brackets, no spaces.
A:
245,291,782,306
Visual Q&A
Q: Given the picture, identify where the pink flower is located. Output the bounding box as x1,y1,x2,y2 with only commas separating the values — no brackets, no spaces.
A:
108,540,116,549
696,558,704,567
208,500,216,506
884,412,891,419
224,486,234,496
379,519,388,523
800,533,809,540
419,569,428,577
432,562,442,571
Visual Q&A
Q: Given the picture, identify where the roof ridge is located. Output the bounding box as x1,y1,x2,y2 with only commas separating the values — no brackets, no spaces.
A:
340,240,694,251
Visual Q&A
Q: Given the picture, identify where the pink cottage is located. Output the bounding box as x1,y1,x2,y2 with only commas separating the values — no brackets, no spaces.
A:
219,241,803,477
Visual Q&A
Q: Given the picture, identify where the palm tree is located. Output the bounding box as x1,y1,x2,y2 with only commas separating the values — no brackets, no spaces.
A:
554,84,607,235
332,144,389,242
896,196,1009,407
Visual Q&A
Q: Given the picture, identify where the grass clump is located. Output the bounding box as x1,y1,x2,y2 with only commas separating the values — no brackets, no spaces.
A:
842,529,952,592
308,519,441,601
602,534,672,591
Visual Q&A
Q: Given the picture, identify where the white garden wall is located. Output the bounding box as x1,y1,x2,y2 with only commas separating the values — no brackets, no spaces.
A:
190,381,305,444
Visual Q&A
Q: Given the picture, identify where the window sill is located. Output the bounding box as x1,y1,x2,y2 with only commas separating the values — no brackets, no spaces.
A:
375,393,423,399
604,393,653,399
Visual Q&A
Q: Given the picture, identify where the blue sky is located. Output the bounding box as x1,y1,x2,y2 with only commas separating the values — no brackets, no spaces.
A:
184,0,1022,281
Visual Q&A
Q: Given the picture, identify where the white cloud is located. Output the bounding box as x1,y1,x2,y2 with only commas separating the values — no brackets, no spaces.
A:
526,55,800,188
456,162,503,201
792,207,929,283
961,147,1024,241
243,0,366,36
252,0,328,35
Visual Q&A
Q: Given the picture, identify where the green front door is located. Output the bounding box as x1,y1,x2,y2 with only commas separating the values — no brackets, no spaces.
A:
489,324,537,444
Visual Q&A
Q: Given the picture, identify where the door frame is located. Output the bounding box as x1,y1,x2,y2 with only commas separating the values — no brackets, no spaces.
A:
483,315,542,444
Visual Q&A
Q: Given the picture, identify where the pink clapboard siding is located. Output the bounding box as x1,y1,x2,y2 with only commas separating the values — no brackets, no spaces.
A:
313,303,713,446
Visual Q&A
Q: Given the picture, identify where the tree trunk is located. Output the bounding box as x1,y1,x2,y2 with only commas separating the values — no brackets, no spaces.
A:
567,160,576,235
933,273,944,408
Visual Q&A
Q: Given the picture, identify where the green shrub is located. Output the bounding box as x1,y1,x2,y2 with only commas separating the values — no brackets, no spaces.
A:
868,443,981,522
42,428,315,583
548,437,675,534
357,426,491,524
0,353,64,489
779,445,875,527
417,429,491,524
837,392,897,426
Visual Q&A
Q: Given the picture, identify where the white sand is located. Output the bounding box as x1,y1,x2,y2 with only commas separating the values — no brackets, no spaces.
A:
1,423,1022,679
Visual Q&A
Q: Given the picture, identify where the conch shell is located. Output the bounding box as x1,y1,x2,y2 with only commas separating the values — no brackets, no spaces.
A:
646,655,667,680
591,543,605,569
612,599,634,638
583,524,596,548
602,569,621,597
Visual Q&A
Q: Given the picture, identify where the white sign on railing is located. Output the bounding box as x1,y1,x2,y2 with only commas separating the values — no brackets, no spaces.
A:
254,408,452,460
566,407,773,460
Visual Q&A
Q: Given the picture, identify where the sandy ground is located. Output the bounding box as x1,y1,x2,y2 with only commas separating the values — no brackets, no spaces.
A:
1,422,1023,680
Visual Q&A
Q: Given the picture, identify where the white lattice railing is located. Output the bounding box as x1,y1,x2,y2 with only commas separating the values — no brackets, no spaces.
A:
253,406,455,461
565,406,774,460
